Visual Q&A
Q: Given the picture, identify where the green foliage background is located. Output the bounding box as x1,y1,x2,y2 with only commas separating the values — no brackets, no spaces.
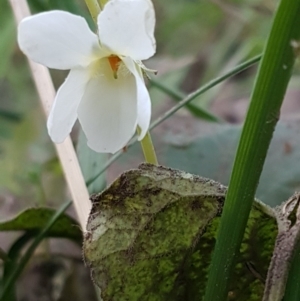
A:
1,0,300,300
0,0,281,209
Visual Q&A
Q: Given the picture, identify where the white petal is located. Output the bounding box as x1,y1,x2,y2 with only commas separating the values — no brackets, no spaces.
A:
18,11,102,70
122,57,151,140
78,59,137,153
98,0,156,60
47,68,89,142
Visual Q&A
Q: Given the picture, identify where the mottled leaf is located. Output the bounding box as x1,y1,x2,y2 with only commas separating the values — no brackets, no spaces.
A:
83,164,277,301
263,193,300,301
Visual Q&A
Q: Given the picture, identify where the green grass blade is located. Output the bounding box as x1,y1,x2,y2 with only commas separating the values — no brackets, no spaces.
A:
1,233,33,301
203,1,300,300
0,200,72,300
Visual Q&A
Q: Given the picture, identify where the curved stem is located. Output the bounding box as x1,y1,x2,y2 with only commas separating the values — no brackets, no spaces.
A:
0,201,72,300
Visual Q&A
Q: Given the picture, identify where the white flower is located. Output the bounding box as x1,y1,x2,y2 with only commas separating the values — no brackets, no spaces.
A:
18,0,156,153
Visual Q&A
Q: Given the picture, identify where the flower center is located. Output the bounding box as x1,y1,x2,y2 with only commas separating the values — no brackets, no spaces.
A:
107,55,122,79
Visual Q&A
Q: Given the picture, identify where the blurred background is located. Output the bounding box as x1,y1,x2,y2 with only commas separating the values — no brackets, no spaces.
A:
1,0,300,299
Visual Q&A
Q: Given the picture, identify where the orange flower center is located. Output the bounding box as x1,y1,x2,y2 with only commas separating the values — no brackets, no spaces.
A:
107,55,121,79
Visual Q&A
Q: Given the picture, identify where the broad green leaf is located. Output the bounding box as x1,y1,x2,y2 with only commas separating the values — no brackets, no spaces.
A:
0,207,81,242
162,120,300,207
83,164,277,301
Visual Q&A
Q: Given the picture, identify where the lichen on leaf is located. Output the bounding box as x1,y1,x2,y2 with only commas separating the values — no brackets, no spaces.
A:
83,164,277,301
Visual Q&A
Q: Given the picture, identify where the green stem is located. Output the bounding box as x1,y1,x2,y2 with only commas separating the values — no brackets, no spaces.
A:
136,128,158,165
149,78,223,123
85,0,101,23
203,0,300,300
149,54,261,131
1,232,33,301
86,55,261,187
98,0,108,9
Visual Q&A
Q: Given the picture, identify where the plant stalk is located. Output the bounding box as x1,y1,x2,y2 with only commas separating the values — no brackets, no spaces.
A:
137,127,158,165
85,0,101,23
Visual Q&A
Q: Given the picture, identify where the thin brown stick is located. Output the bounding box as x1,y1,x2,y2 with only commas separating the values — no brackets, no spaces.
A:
9,0,91,230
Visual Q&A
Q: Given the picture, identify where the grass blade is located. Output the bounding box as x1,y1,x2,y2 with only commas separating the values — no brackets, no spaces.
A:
0,200,72,300
203,0,300,300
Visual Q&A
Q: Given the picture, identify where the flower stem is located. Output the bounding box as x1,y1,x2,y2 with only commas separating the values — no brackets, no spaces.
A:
137,128,158,165
85,0,101,23
98,0,108,9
